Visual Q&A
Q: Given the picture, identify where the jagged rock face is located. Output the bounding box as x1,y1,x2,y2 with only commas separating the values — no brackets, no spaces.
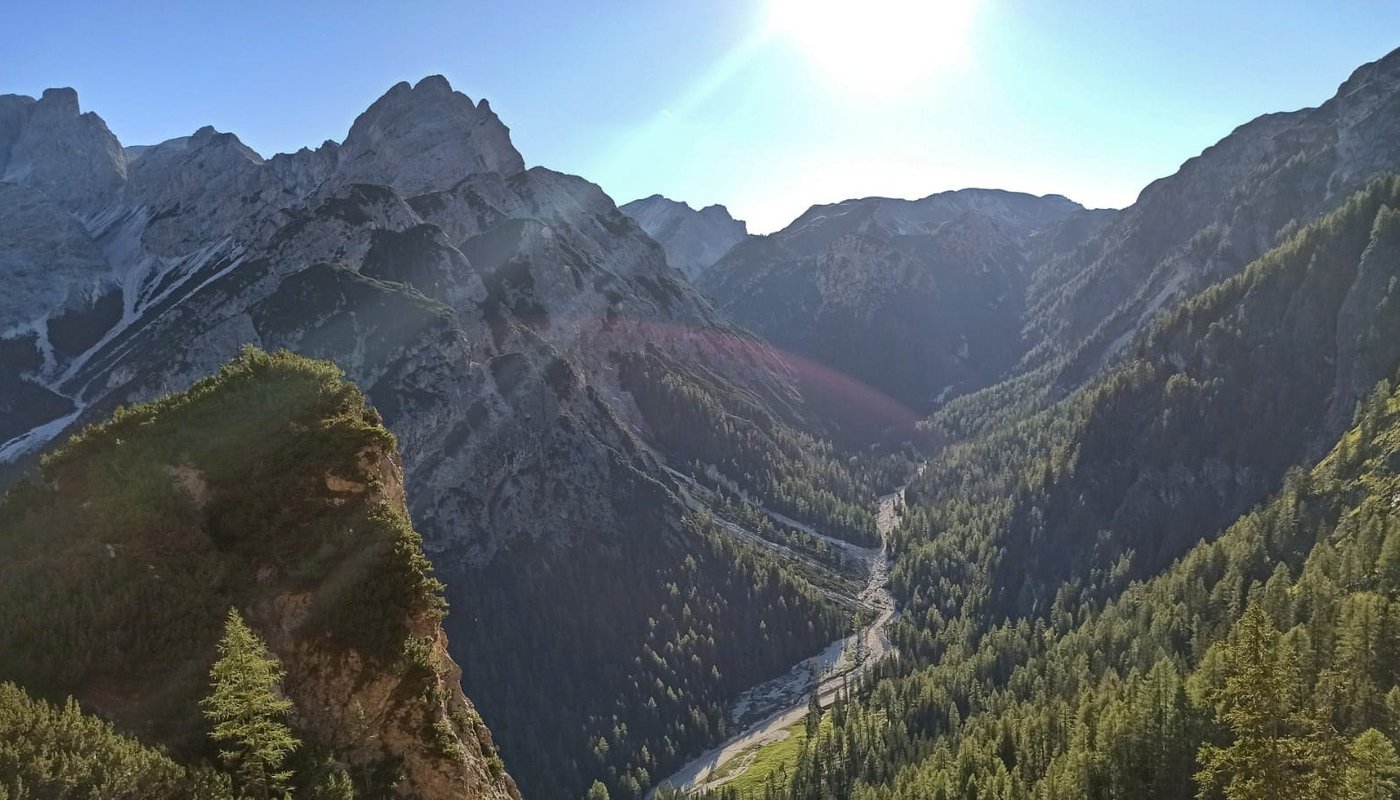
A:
701,189,1085,412
0,183,115,326
124,125,275,256
0,182,118,441
1026,47,1400,386
0,88,127,215
0,76,805,798
0,77,762,558
620,194,748,278
336,75,526,194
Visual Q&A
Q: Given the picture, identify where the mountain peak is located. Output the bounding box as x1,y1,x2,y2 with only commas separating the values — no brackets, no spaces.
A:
625,193,693,212
187,123,260,158
336,75,525,195
414,73,454,94
620,194,747,278
38,87,80,115
0,85,125,213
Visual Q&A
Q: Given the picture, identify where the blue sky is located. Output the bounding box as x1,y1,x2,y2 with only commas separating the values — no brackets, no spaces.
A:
6,1,1399,232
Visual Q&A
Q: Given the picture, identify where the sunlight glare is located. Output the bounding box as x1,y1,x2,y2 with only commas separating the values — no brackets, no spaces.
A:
768,0,978,93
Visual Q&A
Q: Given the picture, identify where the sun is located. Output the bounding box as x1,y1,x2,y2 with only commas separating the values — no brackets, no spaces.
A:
768,0,978,93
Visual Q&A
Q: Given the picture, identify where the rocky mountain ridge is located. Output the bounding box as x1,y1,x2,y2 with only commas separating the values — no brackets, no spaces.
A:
0,74,856,799
619,194,747,278
0,74,765,556
699,188,1091,416
1022,46,1400,390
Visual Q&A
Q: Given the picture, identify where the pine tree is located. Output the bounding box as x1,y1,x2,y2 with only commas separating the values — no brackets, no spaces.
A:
202,608,299,800
586,779,611,800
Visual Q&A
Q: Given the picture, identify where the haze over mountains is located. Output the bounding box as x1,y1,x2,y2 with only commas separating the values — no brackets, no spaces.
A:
4,39,1400,800
697,189,1091,414
618,195,747,279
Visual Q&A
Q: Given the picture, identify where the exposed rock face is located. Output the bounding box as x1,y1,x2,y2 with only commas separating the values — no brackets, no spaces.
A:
336,76,526,194
1025,47,1400,387
700,189,1088,412
620,194,747,277
0,182,115,326
256,441,521,800
0,87,127,214
0,77,812,799
267,442,521,800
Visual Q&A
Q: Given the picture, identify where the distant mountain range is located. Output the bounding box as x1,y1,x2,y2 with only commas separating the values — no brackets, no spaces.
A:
698,188,1093,415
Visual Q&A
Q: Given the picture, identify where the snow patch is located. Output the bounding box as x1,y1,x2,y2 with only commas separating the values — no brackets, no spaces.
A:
58,241,243,392
0,405,84,464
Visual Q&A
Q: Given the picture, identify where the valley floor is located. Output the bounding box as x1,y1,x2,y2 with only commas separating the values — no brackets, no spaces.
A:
648,485,907,796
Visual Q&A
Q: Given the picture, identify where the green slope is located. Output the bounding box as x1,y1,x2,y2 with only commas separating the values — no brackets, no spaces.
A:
712,177,1400,800
0,347,518,800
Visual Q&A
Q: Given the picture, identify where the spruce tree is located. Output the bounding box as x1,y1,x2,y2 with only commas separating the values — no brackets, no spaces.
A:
202,608,299,800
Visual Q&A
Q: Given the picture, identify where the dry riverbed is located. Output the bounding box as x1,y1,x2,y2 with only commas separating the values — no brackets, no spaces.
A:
648,482,909,797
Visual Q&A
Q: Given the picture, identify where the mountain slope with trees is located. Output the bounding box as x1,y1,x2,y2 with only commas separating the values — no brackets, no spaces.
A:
0,347,519,799
890,175,1400,653
7,34,1400,800
691,46,1400,800
752,356,1400,800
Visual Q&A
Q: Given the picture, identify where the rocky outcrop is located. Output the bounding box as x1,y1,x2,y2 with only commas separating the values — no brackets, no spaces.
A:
259,437,520,800
620,194,747,278
0,87,127,215
0,349,520,799
335,75,525,194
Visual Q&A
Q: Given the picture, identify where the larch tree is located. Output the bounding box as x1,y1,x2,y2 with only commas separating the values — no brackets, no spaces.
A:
1195,606,1309,800
1344,729,1400,800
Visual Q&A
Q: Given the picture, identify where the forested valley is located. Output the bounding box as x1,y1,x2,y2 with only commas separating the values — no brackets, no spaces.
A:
4,31,1400,800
